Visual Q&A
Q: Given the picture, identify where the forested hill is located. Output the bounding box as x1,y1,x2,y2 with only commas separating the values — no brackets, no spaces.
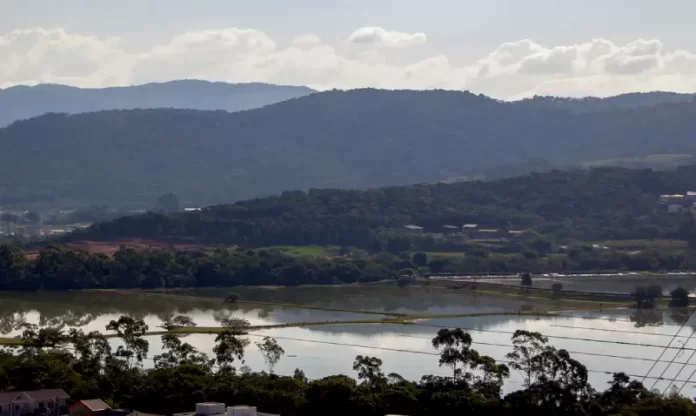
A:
519,91,695,113
72,166,696,246
3,88,696,207
0,80,315,126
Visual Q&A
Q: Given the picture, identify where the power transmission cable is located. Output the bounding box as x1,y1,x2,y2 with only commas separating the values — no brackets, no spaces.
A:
640,307,696,385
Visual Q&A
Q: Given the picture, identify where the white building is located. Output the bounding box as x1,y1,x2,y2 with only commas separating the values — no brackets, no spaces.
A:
0,389,69,416
403,225,424,234
174,403,279,416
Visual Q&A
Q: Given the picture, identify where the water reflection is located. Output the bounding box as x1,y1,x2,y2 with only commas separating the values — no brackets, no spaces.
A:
0,287,550,336
5,288,696,397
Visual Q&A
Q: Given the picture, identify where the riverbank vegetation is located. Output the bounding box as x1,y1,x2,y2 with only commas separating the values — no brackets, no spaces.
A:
0,315,692,415
2,242,696,292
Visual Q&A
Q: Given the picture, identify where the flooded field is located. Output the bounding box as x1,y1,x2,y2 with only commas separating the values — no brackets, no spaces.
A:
466,274,696,295
2,287,696,396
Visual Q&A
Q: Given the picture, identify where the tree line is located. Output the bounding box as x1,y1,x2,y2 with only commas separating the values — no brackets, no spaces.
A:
2,243,696,291
2,315,693,415
68,166,696,248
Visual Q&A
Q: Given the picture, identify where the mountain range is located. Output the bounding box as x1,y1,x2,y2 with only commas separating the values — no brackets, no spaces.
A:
0,80,316,127
1,84,696,208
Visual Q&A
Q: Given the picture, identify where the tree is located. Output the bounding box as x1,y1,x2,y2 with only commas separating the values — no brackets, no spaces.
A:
506,330,549,388
412,252,428,268
256,337,285,374
551,282,563,299
105,316,149,367
397,276,415,288
431,328,480,382
670,287,690,308
161,315,198,331
220,317,251,335
520,272,533,287
225,293,241,303
352,355,386,387
68,329,112,377
506,329,589,402
154,333,210,369
634,285,662,309
212,330,248,370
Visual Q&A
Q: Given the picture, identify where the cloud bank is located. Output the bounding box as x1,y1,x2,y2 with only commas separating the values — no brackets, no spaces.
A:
1,27,696,99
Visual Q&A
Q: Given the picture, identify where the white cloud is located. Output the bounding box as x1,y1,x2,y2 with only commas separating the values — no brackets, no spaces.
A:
346,27,427,48
291,34,322,48
1,27,696,99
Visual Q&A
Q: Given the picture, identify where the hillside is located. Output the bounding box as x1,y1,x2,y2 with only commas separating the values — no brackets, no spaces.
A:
70,166,696,247
2,89,696,208
519,92,696,113
0,80,315,126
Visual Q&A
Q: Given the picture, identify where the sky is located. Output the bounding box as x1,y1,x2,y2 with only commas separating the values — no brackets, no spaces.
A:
2,0,696,99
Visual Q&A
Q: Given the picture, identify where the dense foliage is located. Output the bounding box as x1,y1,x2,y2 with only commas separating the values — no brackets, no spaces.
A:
3,89,696,207
73,167,696,246
2,243,696,291
1,317,693,416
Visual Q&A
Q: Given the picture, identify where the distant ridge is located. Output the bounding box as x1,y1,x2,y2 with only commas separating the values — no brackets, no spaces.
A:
1,88,696,208
0,80,316,126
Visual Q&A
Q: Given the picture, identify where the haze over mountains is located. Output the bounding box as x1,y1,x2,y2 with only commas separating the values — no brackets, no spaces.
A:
2,83,696,209
0,80,316,127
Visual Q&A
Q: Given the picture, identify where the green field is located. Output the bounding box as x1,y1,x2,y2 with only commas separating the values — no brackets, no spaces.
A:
267,245,339,256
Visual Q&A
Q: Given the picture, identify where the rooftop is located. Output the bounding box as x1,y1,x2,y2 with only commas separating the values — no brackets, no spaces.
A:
75,399,111,412
462,224,478,228
0,389,70,403
404,225,423,230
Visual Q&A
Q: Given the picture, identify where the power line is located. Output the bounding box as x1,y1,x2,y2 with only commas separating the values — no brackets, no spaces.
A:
407,321,696,352
552,312,687,326
641,307,696,385
550,324,689,338
397,334,696,365
678,365,696,395
658,328,696,393
244,331,696,384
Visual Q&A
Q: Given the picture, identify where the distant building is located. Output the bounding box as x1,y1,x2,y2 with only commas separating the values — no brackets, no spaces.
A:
442,225,460,235
403,225,424,234
470,229,506,239
0,389,69,416
508,230,526,238
184,208,202,212
173,402,279,416
462,224,478,229
668,204,685,214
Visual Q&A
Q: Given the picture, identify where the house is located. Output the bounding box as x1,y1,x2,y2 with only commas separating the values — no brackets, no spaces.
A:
0,389,69,416
442,225,460,235
668,204,685,214
68,399,115,416
173,402,279,416
403,225,424,234
462,224,478,230
184,208,202,212
508,230,525,238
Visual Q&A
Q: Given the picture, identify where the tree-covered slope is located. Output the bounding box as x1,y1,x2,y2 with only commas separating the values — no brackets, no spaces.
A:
2,89,696,207
73,166,696,246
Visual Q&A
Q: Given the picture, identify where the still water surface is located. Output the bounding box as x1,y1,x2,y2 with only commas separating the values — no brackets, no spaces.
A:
2,287,696,396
